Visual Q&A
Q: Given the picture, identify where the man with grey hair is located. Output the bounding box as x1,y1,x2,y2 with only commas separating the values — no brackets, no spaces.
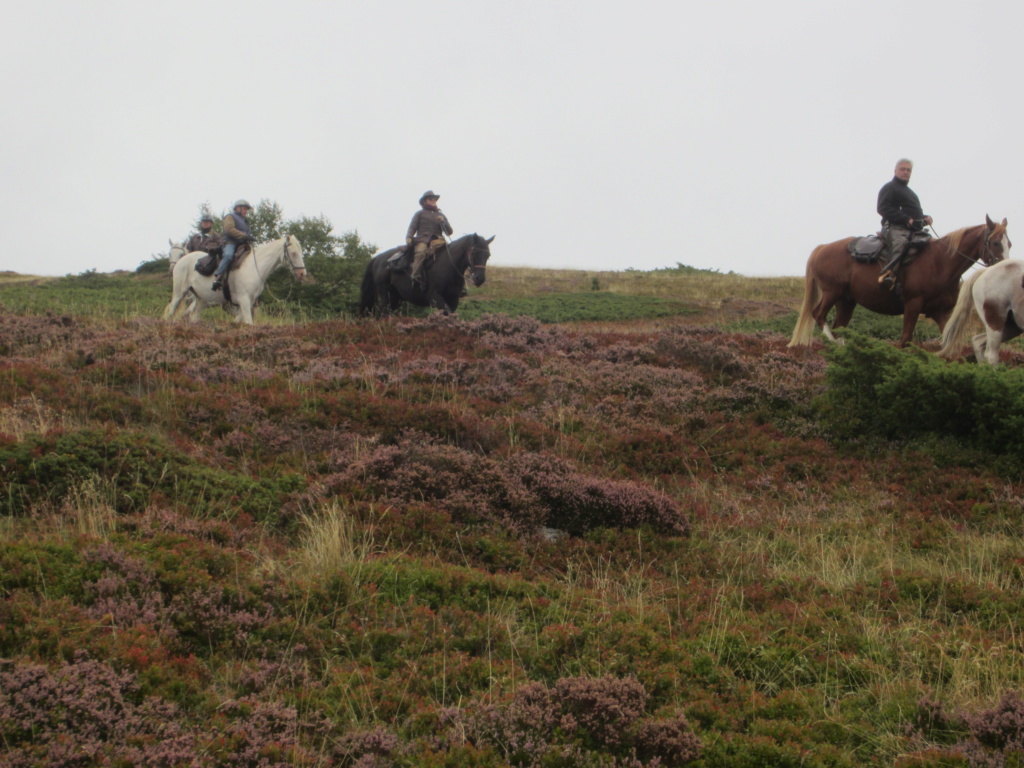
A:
876,158,932,289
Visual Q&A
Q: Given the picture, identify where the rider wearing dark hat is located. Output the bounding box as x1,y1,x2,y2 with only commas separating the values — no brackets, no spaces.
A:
213,199,256,292
406,190,453,288
187,212,224,256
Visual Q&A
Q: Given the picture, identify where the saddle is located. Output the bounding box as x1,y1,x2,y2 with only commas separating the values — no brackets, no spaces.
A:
385,239,446,273
847,234,885,263
847,231,932,264
193,243,251,276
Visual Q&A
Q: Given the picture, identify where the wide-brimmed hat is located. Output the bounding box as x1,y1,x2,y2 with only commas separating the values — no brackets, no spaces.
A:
419,190,440,204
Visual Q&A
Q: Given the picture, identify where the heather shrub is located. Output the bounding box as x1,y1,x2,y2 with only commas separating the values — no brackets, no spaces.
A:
956,690,1024,767
335,435,689,536
467,675,701,766
504,452,690,536
332,726,402,767
0,651,195,766
653,328,749,382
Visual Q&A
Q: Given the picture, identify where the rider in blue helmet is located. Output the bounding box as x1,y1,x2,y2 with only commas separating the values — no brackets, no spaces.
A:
213,199,256,292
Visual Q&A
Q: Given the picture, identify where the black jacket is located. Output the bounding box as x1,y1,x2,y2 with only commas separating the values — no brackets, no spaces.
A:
877,176,926,230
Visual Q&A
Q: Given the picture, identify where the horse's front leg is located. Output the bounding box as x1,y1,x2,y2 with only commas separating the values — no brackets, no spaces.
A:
898,300,924,347
427,290,454,314
236,298,255,324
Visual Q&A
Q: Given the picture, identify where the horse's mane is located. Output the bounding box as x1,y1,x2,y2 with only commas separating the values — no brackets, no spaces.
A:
941,226,981,256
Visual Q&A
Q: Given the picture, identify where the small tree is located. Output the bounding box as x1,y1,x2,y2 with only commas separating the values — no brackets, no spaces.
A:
284,215,343,260
191,202,221,236
246,199,284,243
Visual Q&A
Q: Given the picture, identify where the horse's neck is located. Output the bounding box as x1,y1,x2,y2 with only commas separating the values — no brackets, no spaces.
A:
936,227,983,280
252,239,284,269
443,239,467,271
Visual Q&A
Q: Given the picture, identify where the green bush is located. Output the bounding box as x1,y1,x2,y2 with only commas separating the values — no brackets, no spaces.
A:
0,429,304,522
816,333,1024,462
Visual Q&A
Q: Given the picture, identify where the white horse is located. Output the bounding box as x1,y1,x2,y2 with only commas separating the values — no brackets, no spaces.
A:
939,258,1024,366
167,239,187,274
163,234,307,324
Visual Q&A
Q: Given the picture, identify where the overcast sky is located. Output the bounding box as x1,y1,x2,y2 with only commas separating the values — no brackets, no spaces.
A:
2,0,1020,277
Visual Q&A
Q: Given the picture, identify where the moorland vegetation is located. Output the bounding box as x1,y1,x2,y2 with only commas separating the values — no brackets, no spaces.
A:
3,254,1024,767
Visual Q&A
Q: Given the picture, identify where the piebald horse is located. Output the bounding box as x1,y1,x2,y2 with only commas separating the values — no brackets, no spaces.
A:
163,235,307,324
939,257,1024,366
789,216,1010,347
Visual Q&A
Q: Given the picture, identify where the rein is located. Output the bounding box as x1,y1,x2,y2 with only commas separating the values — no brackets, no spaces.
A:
949,226,1003,269
250,235,303,301
445,235,486,278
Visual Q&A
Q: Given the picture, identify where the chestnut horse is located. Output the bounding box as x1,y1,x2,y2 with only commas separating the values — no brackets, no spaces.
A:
788,216,1010,347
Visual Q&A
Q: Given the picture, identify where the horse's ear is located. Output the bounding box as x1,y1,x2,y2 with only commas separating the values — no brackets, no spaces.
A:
987,214,995,228
169,238,174,247
1003,218,1008,228
486,235,495,244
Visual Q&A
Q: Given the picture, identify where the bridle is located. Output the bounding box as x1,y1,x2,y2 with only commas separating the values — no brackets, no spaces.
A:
256,234,306,284
168,243,186,272
952,225,1009,268
461,236,489,280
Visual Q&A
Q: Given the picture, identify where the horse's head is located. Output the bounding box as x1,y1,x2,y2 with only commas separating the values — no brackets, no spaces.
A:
168,239,186,274
984,214,1011,265
465,234,495,288
284,234,307,281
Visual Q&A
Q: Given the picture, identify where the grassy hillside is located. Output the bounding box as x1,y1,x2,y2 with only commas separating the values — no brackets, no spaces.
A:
3,265,1024,766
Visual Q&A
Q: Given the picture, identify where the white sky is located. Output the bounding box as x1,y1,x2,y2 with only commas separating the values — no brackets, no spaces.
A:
1,0,1020,277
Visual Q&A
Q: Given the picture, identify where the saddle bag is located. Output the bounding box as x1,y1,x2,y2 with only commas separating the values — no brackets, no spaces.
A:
386,247,411,272
847,234,885,264
194,253,218,276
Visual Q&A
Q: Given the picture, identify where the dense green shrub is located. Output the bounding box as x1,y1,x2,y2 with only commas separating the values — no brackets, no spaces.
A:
0,428,303,521
816,333,1024,462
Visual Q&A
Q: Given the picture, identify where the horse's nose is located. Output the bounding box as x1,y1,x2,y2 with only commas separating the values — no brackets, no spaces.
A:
473,272,486,287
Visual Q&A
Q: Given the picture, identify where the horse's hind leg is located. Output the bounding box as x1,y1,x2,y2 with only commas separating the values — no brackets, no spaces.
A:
162,298,180,320
972,331,994,365
186,298,205,324
813,293,847,343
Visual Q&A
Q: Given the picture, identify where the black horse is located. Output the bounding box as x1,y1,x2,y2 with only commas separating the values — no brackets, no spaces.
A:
359,233,495,317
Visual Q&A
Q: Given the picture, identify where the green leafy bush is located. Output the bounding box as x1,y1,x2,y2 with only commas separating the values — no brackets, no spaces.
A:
0,428,303,521
816,333,1024,462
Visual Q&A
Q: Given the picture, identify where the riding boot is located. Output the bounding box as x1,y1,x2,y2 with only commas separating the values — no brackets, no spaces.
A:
878,249,905,285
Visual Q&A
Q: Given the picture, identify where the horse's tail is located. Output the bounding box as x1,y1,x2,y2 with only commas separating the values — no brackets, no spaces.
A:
162,259,188,320
359,259,376,316
787,247,823,347
938,269,983,358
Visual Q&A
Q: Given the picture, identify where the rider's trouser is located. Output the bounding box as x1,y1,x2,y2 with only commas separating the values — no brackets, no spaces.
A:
880,224,912,275
411,242,429,282
214,243,237,278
